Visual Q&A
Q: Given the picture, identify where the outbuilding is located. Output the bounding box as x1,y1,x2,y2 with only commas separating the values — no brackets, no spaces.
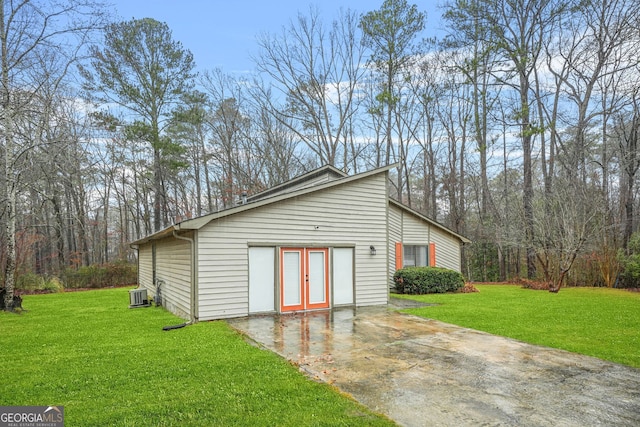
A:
131,164,470,321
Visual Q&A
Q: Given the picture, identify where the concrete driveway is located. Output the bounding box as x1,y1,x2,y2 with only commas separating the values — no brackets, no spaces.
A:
227,304,640,426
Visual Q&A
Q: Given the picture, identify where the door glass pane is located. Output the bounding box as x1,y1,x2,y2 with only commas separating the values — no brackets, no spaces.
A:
308,251,325,304
283,252,301,306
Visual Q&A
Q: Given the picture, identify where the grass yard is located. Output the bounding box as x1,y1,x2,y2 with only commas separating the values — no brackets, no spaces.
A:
397,285,640,368
0,288,393,426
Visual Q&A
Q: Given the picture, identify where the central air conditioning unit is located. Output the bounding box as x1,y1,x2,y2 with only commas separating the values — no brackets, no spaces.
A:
129,288,150,308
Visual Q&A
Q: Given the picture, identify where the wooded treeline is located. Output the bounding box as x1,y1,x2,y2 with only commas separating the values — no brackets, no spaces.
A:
2,0,640,308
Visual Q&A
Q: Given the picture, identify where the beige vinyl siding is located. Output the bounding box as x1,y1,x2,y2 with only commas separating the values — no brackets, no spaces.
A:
430,226,462,271
399,208,431,244
197,172,389,320
388,205,402,283
155,235,192,319
388,204,462,273
138,243,153,291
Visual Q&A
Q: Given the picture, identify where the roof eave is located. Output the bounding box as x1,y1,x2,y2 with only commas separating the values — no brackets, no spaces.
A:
389,199,472,244
130,225,178,246
130,163,399,245
186,163,398,227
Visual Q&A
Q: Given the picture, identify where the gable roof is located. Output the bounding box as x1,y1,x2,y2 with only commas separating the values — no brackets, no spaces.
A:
130,163,471,247
247,164,347,202
131,164,395,245
389,199,471,244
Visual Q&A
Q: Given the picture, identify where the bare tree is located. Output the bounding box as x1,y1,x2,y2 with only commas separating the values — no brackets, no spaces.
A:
533,179,600,291
407,51,444,219
449,0,568,279
254,7,366,171
616,90,640,251
443,0,501,224
550,0,639,182
200,69,251,208
0,0,105,311
247,85,310,187
436,70,471,235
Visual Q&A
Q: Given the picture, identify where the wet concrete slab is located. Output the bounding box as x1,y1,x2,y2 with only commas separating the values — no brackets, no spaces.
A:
227,306,640,426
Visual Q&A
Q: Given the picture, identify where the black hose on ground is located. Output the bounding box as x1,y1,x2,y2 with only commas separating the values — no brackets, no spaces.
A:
162,322,189,331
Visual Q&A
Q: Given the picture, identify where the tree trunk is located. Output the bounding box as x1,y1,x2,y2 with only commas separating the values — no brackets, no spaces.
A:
1,2,16,310
153,147,163,232
1,116,16,310
202,144,213,214
104,179,111,263
3,153,17,311
458,122,466,235
521,79,536,280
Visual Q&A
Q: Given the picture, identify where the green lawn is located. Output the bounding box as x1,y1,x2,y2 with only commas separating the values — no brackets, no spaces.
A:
0,288,393,426
397,285,640,368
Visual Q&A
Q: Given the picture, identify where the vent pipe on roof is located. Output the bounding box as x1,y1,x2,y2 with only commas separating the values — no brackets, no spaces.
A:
241,191,247,205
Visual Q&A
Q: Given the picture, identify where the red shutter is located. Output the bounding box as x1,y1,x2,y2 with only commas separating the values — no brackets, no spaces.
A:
429,243,436,267
395,242,403,270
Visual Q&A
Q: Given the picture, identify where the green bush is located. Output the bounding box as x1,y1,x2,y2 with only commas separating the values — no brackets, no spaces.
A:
61,261,137,289
10,262,137,292
43,277,65,293
105,260,139,286
15,273,64,293
16,273,45,291
62,265,101,289
393,267,465,294
618,232,640,288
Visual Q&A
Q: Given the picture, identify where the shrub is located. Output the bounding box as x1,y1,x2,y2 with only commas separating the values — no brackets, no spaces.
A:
393,267,465,294
105,260,138,286
617,232,640,288
10,262,137,293
16,273,45,291
61,261,137,289
43,277,64,293
62,265,102,289
15,273,64,293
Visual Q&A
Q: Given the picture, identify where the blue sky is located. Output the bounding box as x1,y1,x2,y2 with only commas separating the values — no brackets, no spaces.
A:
110,1,443,73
